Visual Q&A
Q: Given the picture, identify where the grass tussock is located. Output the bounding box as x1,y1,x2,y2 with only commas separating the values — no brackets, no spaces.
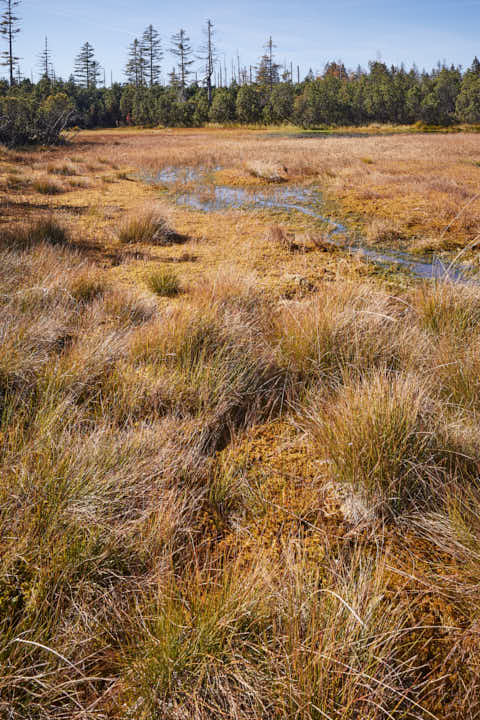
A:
32,176,65,195
5,172,29,190
266,223,297,251
48,160,78,176
365,217,408,245
69,268,108,303
118,208,175,245
146,268,181,296
307,371,474,516
414,281,480,336
246,159,289,182
1,217,71,249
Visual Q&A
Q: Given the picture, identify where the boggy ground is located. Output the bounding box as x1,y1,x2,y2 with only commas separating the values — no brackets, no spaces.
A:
2,128,480,719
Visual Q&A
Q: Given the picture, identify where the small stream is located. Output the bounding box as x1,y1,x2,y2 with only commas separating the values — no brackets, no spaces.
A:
144,166,474,283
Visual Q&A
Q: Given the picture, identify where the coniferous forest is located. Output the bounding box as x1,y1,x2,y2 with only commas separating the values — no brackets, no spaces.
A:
1,0,480,144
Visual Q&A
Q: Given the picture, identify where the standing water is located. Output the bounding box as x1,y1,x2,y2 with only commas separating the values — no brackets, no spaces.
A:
143,167,475,283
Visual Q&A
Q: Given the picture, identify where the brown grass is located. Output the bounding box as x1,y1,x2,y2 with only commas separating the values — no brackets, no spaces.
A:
1,129,480,718
32,175,65,195
117,207,175,245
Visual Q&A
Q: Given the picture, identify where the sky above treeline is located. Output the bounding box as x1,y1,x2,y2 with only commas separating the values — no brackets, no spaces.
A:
12,0,480,83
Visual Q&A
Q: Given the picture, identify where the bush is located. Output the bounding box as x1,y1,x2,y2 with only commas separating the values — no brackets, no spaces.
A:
0,93,74,147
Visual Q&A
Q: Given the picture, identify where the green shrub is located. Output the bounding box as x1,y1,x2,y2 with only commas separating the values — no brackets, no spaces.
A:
0,93,74,147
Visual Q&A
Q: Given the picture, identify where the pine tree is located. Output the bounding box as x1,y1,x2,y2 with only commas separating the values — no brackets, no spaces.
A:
125,38,146,87
74,42,100,88
198,19,217,105
142,24,162,87
38,36,53,82
256,37,280,91
0,0,20,86
170,28,194,98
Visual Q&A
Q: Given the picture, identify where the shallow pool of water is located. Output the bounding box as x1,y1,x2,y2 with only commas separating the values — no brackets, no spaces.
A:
145,166,475,283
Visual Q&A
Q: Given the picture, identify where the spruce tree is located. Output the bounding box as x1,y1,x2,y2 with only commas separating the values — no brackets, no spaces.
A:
256,37,280,91
125,38,146,87
142,24,162,87
38,36,53,82
170,28,194,98
198,19,217,105
0,0,20,86
74,42,100,88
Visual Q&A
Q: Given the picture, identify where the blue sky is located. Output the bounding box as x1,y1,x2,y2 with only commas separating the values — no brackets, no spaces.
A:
10,0,480,83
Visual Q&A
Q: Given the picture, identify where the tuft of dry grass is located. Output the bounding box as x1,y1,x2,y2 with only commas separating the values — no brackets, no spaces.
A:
414,281,480,336
48,160,78,176
365,217,408,245
306,371,465,516
117,208,175,245
69,268,108,303
32,176,65,195
246,159,289,182
266,223,297,251
5,172,29,190
1,217,71,249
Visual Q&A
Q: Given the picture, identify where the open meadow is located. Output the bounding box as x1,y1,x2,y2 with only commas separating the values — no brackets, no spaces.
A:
2,126,480,718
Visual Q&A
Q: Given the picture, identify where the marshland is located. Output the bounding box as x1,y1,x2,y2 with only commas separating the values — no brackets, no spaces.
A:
2,124,480,718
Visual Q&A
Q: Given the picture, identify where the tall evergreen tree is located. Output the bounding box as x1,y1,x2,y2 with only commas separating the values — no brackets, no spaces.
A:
170,28,194,97
256,36,280,91
125,38,146,87
142,24,162,87
0,0,20,86
37,36,53,82
198,19,217,105
74,42,100,88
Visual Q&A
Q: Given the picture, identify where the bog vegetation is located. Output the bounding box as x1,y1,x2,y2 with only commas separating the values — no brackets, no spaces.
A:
0,124,480,719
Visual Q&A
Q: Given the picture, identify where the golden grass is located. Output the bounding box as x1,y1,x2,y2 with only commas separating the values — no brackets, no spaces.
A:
32,175,65,195
117,207,174,245
1,128,480,718
66,126,480,254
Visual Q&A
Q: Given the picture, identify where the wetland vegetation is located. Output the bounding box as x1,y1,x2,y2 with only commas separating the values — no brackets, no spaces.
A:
2,126,480,719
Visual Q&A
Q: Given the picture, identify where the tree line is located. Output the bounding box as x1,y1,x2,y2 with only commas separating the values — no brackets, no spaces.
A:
2,0,480,143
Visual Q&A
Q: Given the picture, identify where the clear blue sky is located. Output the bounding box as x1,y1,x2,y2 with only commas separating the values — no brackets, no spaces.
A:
11,0,480,83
